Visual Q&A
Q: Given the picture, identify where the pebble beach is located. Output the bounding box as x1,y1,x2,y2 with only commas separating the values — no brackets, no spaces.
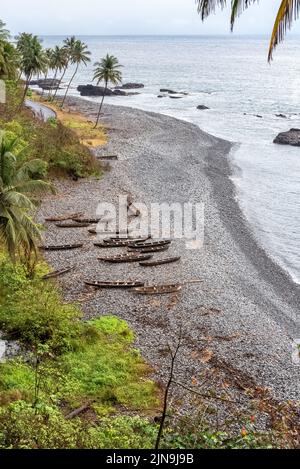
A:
38,97,300,408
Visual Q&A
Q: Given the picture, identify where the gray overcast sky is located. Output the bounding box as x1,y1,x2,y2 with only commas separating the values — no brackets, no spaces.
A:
1,0,300,36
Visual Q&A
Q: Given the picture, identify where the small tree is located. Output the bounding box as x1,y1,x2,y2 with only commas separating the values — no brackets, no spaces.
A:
93,54,123,128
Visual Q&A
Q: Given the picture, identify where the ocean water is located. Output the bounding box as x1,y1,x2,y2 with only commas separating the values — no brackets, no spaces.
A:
41,35,300,283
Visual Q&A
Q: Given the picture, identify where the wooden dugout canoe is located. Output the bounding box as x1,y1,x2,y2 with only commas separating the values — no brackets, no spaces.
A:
42,265,75,280
133,284,182,295
128,240,171,249
139,257,181,267
56,222,90,229
39,243,84,251
98,254,153,264
84,280,145,289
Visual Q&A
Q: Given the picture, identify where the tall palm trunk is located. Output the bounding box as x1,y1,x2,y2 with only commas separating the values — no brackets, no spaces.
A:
61,63,78,108
94,80,107,129
41,70,48,97
48,67,58,99
53,63,68,101
20,72,32,107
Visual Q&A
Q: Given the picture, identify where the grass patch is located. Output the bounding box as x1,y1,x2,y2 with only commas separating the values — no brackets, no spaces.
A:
0,254,160,449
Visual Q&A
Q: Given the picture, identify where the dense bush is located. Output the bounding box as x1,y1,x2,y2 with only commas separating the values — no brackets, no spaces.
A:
0,258,82,353
0,402,157,449
0,82,102,179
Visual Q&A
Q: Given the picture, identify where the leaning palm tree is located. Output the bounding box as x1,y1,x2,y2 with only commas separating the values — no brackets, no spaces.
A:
196,0,300,61
0,132,54,271
61,40,91,108
93,54,123,128
18,35,47,105
47,46,67,99
52,36,77,100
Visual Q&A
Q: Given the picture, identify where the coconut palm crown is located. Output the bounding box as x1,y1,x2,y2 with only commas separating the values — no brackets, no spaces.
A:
93,54,123,128
0,132,54,266
61,40,91,108
196,0,300,61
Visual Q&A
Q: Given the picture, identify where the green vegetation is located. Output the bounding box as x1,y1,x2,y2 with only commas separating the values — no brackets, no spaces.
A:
0,131,53,270
61,39,91,108
0,253,160,449
196,0,300,61
93,54,123,128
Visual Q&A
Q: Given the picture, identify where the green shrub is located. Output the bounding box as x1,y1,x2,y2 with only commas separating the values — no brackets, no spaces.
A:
0,258,82,352
0,401,157,449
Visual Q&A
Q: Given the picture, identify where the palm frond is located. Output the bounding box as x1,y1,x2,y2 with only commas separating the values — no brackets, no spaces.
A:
268,0,300,60
196,0,227,20
230,1,258,30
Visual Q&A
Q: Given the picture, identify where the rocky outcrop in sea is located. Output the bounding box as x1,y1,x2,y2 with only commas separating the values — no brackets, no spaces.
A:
274,128,300,146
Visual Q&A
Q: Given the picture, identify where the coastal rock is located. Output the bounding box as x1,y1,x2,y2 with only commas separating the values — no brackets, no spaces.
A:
169,95,184,99
197,105,210,110
30,78,61,90
116,83,144,89
77,85,115,96
160,88,176,94
274,128,300,146
77,85,139,97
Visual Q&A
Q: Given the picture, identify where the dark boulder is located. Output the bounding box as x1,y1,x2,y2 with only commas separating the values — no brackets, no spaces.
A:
30,78,61,90
160,88,176,94
111,89,128,96
77,85,115,96
274,128,300,146
116,83,144,89
77,84,139,97
197,105,210,110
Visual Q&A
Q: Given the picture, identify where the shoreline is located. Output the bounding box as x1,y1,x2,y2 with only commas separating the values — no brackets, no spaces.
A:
39,96,300,403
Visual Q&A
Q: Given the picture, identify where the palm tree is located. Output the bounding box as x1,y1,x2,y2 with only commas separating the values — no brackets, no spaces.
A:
52,36,76,100
0,20,10,41
61,39,91,108
196,1,300,61
0,41,19,79
47,46,67,99
18,34,46,105
40,48,53,97
93,54,123,128
0,132,54,271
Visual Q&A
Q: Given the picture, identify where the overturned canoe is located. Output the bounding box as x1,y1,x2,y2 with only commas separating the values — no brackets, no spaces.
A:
84,280,144,289
42,265,76,280
98,254,153,264
72,218,101,224
45,212,83,223
128,245,170,254
133,284,182,295
56,222,90,229
40,243,84,251
139,257,181,267
128,240,171,249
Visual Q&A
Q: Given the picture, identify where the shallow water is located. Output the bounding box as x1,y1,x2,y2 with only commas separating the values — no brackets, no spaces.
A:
40,35,300,283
